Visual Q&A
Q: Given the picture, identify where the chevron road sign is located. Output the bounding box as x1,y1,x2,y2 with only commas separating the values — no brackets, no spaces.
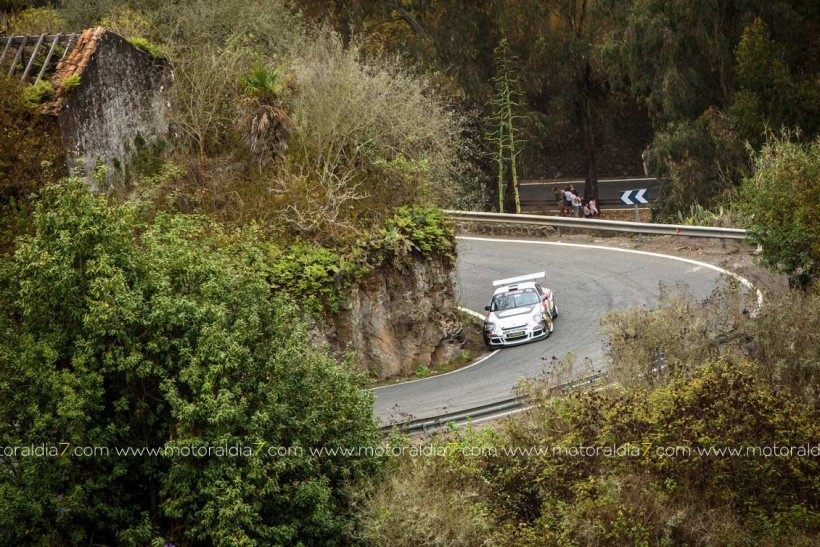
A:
620,189,649,205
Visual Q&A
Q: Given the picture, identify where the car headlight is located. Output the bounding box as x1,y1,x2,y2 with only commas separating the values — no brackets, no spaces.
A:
485,322,497,332
532,313,543,324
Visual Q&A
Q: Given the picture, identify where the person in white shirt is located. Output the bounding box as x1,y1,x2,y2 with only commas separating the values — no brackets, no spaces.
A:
571,193,582,217
588,198,599,217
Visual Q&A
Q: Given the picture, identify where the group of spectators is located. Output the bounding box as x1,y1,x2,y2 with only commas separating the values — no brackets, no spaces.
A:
554,185,599,218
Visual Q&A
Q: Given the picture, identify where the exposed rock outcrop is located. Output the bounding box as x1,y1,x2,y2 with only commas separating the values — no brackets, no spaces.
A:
310,255,464,379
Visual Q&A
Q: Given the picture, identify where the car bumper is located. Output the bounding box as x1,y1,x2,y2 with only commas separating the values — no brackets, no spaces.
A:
486,325,550,348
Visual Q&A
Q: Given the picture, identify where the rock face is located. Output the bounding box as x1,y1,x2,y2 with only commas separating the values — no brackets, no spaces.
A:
48,27,172,189
311,255,464,379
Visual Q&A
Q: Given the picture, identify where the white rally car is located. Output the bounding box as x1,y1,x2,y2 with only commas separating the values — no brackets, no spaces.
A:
482,272,557,348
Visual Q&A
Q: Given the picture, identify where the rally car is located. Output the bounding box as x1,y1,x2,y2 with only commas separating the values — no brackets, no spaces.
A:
482,272,557,348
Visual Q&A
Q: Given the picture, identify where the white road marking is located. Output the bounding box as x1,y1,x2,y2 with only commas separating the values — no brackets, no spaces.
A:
457,236,764,311
370,344,500,391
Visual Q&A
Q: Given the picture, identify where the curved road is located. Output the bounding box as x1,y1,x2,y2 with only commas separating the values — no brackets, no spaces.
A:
374,236,728,425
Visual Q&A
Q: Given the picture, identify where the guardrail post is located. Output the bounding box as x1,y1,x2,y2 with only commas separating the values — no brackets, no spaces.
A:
634,204,643,242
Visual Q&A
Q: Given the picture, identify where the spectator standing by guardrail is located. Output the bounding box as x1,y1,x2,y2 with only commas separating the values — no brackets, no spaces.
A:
563,187,574,216
571,193,582,217
554,187,568,216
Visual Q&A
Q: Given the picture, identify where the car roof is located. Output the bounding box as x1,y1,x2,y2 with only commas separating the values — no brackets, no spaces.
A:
492,281,539,296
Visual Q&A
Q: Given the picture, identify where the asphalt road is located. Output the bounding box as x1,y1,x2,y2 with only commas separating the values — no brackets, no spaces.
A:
373,236,726,426
520,177,660,208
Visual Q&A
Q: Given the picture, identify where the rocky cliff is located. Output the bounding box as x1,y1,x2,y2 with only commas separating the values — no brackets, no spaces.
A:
310,255,464,379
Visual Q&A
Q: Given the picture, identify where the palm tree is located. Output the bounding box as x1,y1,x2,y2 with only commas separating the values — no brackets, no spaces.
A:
238,65,293,165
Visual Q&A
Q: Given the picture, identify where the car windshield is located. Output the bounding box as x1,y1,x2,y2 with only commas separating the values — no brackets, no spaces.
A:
491,288,540,311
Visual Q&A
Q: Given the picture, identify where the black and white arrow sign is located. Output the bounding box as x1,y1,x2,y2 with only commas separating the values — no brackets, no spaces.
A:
620,188,649,205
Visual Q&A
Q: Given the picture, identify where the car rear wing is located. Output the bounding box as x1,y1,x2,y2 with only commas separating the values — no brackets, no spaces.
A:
492,271,545,288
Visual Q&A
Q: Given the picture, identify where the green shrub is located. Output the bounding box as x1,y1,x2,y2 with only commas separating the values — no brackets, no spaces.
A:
277,29,472,240
61,74,81,90
367,206,456,268
265,206,454,316
645,108,748,220
738,135,820,289
128,37,163,58
0,178,380,545
1,6,67,35
601,279,820,407
21,80,55,110
268,242,368,315
0,76,66,226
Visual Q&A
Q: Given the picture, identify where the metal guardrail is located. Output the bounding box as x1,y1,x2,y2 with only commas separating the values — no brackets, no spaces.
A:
379,371,608,435
445,210,748,240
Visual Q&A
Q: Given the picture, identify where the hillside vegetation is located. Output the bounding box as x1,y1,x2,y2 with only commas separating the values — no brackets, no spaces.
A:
359,283,820,546
0,0,818,545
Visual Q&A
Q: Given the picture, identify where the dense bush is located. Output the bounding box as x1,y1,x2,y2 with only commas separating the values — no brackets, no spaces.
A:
274,30,474,241
268,206,455,315
645,108,748,219
367,206,456,269
602,279,820,408
0,76,66,251
738,135,820,289
0,179,380,545
359,361,819,545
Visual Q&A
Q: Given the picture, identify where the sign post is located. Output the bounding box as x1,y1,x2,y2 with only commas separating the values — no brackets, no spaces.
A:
620,189,649,240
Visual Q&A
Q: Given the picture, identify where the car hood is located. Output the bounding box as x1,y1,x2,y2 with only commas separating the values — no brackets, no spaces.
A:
494,305,538,327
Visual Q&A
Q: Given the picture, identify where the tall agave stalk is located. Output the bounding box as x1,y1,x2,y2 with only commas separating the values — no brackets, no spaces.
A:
488,39,524,214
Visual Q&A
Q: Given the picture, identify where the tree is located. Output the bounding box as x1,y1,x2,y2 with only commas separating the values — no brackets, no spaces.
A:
738,135,820,289
169,43,245,160
731,18,820,148
497,0,612,204
601,0,819,215
0,178,381,544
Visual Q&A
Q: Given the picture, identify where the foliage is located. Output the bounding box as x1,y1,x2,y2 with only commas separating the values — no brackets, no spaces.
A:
61,74,81,90
645,108,749,218
128,37,163,58
0,6,67,34
359,361,819,545
266,206,454,315
21,79,54,109
357,452,498,546
367,206,456,269
146,0,304,58
731,18,820,147
675,203,729,226
738,135,820,288
98,4,151,40
0,76,65,214
268,243,365,315
275,29,472,241
601,279,820,408
169,43,245,159
238,65,293,166
0,178,381,545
